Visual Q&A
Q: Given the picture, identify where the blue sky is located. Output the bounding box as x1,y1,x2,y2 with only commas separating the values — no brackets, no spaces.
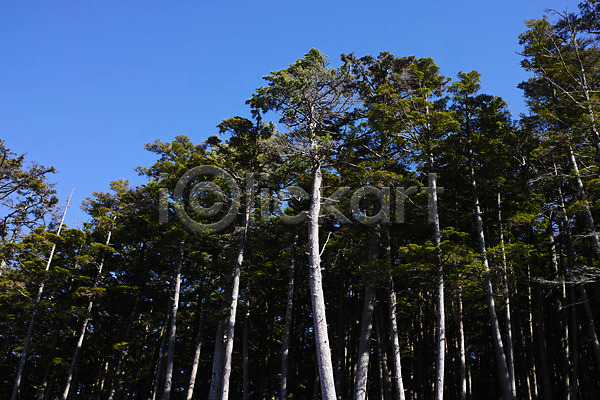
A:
1,0,578,227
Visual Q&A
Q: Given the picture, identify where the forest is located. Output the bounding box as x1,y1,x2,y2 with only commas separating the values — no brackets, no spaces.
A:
2,3,600,400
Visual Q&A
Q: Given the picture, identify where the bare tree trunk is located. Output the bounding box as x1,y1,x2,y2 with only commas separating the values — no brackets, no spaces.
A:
281,234,298,400
384,226,406,400
209,317,226,400
549,222,572,400
467,353,472,400
526,267,539,400
557,158,600,386
458,288,467,400
61,229,112,400
354,284,375,400
220,195,252,400
497,192,517,396
560,278,572,400
12,188,73,400
185,309,205,400
308,160,337,400
427,170,445,400
354,227,379,400
151,309,170,400
162,240,185,400
470,173,514,400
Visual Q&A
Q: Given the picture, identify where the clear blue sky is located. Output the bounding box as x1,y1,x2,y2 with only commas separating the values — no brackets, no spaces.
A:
1,0,578,227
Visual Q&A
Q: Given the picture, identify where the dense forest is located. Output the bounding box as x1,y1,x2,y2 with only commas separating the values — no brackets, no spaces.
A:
3,3,600,400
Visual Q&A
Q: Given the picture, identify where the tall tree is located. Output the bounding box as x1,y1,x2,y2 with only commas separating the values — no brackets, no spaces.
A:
349,52,455,400
449,71,516,400
249,49,358,400
11,188,72,400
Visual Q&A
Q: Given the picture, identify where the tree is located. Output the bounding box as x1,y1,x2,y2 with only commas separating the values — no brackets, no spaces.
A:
10,187,72,400
0,140,57,245
351,52,455,400
448,71,516,400
249,48,358,400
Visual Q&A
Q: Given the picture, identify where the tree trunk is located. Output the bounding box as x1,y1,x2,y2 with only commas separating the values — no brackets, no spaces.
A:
220,192,252,400
384,226,406,400
281,234,298,400
549,223,572,400
560,278,572,400
458,288,467,400
151,309,170,400
557,158,600,384
354,227,380,400
497,192,517,396
185,309,205,400
61,229,112,400
308,160,337,400
429,170,445,400
470,174,514,400
568,145,600,259
209,316,226,400
526,267,539,400
11,188,73,400
162,240,185,400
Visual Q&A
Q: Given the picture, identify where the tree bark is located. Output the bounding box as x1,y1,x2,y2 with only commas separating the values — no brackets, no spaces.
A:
430,170,445,400
209,316,226,400
497,192,517,397
185,308,205,400
220,190,252,400
162,240,185,400
308,160,337,400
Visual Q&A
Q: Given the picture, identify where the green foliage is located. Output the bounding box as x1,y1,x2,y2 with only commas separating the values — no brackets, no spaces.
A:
4,20,600,398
